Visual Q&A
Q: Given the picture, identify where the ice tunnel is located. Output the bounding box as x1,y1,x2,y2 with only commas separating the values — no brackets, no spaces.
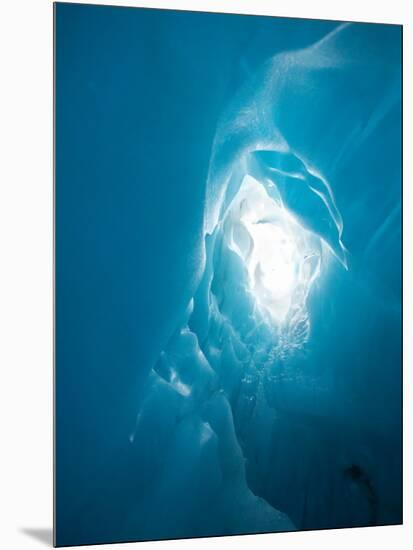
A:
129,147,348,538
54,6,402,546
127,21,401,541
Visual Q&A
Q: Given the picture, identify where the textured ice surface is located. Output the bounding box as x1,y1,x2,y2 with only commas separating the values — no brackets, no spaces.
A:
55,7,401,545
127,22,401,538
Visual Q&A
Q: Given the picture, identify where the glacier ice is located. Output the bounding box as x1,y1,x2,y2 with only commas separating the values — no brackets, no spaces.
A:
55,6,401,545
127,21,401,538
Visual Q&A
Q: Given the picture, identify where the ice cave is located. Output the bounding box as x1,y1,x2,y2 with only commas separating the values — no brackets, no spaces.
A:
55,6,402,545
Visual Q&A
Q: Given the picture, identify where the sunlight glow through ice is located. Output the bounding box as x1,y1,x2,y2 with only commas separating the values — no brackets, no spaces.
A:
225,175,321,325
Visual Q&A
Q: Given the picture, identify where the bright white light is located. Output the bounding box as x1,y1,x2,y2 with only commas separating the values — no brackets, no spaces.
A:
247,222,297,297
225,175,321,325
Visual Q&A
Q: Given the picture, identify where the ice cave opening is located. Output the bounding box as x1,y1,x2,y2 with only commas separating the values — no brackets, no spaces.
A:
221,174,322,338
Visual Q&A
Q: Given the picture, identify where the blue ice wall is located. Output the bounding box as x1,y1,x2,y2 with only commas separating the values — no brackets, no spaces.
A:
55,4,402,546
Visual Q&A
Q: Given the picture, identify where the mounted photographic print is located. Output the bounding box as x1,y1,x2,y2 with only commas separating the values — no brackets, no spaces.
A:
54,2,402,547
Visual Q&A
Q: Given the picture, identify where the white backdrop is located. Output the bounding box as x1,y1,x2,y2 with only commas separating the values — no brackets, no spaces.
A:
0,1,411,549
